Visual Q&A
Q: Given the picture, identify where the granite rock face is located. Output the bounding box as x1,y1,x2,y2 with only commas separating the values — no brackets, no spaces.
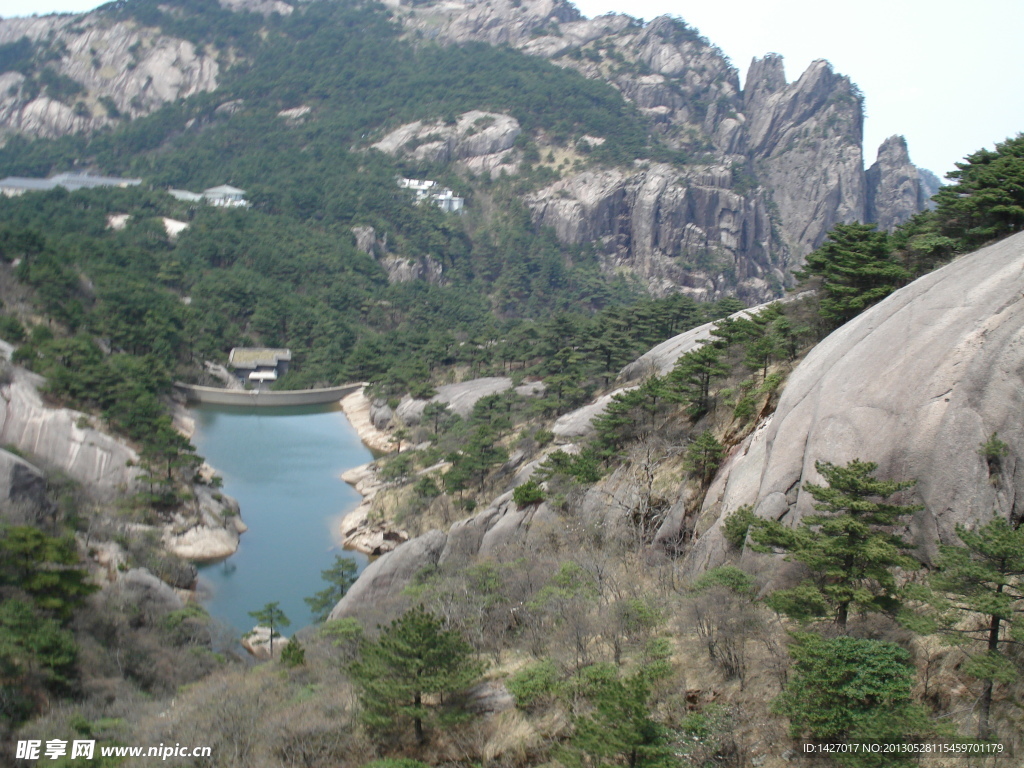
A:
866,135,931,231
744,56,866,265
527,163,779,301
329,529,448,622
329,494,561,623
393,2,936,289
0,13,219,143
0,367,139,498
391,377,544,429
684,231,1024,575
0,447,50,523
372,110,521,174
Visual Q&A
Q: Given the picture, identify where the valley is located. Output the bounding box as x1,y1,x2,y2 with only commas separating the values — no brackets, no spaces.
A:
0,1,1022,766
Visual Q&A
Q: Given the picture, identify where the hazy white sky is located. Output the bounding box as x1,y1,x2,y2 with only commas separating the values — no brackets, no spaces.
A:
4,0,1022,178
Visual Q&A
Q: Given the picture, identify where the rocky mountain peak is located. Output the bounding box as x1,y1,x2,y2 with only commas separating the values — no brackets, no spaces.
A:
866,134,930,230
742,56,866,263
743,53,786,110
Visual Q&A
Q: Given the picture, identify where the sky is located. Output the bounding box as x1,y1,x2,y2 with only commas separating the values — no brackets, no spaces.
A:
3,0,1022,178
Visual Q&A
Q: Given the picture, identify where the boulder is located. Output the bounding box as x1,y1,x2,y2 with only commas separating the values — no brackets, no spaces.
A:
328,529,448,622
242,625,290,660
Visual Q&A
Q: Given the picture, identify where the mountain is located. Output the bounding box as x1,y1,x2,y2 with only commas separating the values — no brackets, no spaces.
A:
0,0,938,302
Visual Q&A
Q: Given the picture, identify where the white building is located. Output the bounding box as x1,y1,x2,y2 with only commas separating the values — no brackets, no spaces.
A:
398,178,464,213
168,184,249,207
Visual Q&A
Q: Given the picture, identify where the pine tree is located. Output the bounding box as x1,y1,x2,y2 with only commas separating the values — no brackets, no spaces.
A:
348,606,484,744
573,665,675,768
797,223,907,328
928,518,1024,740
0,525,97,621
667,344,727,416
248,602,290,655
304,556,359,623
935,133,1024,247
774,634,932,766
685,430,724,485
752,460,920,629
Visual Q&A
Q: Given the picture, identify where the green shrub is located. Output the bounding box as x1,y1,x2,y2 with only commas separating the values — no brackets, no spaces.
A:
281,637,306,667
507,658,563,709
512,479,545,506
722,505,757,549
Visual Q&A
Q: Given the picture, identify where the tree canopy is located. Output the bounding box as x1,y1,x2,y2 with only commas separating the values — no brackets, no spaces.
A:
348,606,484,744
752,459,920,629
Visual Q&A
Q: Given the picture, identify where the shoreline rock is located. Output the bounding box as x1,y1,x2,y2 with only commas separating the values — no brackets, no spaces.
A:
340,387,395,453
338,462,409,555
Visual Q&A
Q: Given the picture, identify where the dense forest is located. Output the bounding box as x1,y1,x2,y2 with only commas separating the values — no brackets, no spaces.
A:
2,0,1024,764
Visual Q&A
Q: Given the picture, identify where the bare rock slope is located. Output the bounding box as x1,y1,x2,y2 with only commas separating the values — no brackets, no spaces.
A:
333,233,1024,619
686,231,1024,575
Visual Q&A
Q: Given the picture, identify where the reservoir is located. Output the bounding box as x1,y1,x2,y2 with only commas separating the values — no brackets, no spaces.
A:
189,403,372,635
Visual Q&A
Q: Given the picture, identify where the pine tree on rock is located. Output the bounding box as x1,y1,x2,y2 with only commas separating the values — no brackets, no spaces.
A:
797,223,907,328
751,459,921,630
248,602,290,656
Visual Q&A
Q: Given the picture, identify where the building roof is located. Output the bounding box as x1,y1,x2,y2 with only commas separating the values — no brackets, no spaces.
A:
50,172,142,190
0,177,56,191
228,347,292,369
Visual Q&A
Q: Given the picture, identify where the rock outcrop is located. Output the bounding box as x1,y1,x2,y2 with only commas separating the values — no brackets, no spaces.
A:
0,13,219,143
527,163,780,301
338,462,409,555
0,447,50,523
329,528,448,622
683,231,1024,576
395,377,518,427
0,366,139,498
744,56,866,264
329,493,563,622
372,110,521,176
866,135,931,230
242,625,291,660
163,485,246,562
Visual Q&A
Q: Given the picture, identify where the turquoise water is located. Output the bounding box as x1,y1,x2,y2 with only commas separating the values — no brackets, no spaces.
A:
190,403,372,635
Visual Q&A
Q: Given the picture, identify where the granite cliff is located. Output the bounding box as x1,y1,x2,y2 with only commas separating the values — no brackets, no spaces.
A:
385,0,937,292
684,230,1024,576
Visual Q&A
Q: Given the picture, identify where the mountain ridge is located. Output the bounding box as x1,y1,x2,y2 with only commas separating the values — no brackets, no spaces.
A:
0,0,937,299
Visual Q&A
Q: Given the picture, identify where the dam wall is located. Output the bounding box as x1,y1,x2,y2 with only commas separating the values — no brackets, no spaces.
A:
174,382,365,407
